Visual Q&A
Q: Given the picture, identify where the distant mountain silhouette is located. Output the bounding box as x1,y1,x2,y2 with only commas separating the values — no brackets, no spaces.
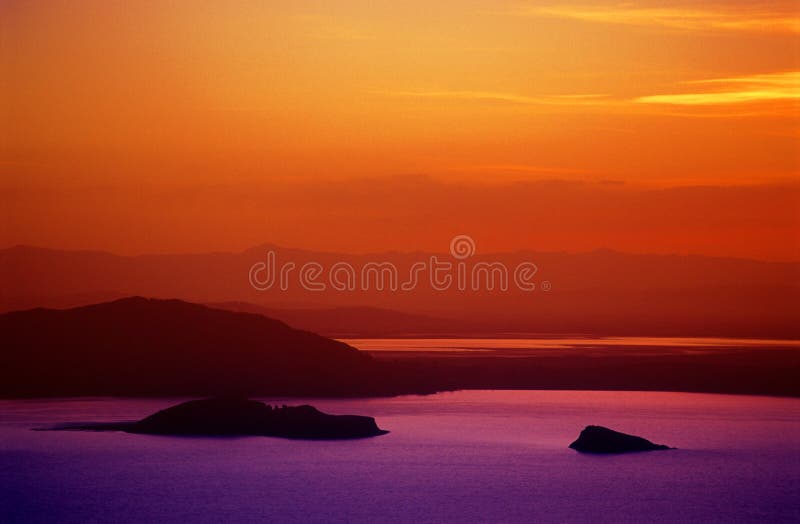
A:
1,244,799,337
0,297,391,397
209,301,457,337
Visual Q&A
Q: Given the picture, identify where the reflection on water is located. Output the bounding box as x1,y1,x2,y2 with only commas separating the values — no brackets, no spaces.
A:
1,390,799,523
341,336,800,352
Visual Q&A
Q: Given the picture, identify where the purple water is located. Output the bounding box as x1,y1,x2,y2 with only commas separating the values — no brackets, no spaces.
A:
2,390,799,523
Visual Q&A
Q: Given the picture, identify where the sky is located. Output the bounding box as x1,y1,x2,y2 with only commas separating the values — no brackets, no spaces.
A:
1,1,798,259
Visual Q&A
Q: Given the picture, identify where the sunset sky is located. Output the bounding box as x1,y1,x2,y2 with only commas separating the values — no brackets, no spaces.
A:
2,1,798,259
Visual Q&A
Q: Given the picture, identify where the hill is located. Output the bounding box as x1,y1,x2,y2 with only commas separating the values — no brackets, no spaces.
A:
0,297,385,397
1,297,798,398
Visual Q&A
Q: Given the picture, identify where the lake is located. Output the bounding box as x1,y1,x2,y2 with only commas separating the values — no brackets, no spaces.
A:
341,336,800,353
1,390,799,523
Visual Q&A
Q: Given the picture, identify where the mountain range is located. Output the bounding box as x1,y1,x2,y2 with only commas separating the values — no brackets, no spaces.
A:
2,244,798,338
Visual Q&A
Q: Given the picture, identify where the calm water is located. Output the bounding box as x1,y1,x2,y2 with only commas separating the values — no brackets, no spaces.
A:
1,391,799,523
341,337,800,353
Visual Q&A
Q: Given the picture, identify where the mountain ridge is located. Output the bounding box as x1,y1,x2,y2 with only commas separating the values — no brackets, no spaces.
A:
2,244,798,338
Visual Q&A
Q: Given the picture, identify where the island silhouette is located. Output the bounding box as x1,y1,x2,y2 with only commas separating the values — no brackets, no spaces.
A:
45,398,388,439
569,426,672,453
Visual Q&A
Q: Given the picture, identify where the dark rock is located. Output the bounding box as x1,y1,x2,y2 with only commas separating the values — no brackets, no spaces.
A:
569,425,672,453
50,398,388,439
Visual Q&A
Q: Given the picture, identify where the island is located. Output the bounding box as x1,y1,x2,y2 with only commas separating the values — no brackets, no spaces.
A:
48,398,389,439
569,425,672,453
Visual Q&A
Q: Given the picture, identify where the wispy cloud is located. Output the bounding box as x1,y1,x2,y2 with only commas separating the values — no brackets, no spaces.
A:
521,4,800,33
368,90,610,106
685,72,800,87
636,71,800,105
370,73,799,111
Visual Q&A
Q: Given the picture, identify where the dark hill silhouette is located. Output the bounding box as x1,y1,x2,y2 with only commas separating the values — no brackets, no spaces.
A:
0,297,392,397
1,297,798,398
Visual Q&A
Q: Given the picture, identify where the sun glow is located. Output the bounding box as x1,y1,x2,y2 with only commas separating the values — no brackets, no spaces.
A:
1,1,798,258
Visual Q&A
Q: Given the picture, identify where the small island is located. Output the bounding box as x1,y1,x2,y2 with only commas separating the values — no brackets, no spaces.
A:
569,425,672,453
47,398,388,439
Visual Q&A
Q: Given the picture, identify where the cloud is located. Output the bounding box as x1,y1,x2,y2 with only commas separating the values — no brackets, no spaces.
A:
372,72,800,109
370,72,800,111
635,71,800,105
685,71,800,87
521,4,800,33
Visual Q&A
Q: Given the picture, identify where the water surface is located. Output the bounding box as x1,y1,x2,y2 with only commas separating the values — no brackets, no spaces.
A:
1,391,799,523
341,336,800,353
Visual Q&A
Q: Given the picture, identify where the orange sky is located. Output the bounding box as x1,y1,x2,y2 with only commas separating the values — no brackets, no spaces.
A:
1,1,798,259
